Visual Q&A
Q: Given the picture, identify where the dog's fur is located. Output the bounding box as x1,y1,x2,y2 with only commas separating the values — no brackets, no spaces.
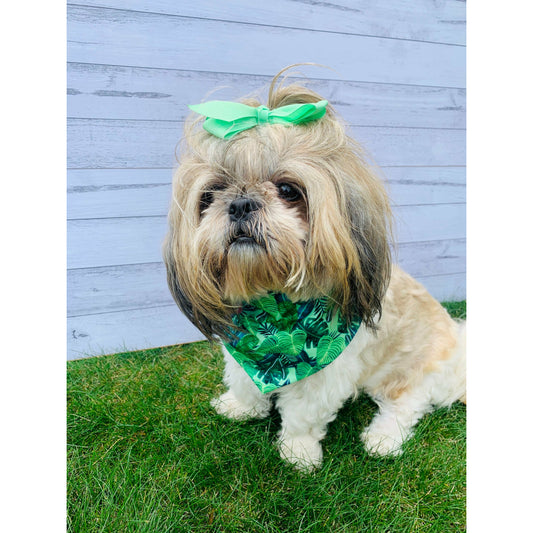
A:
164,68,466,470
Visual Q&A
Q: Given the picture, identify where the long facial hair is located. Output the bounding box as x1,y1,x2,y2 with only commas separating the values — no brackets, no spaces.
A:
164,68,393,341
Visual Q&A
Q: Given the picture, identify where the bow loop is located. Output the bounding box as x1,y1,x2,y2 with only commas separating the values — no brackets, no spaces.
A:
188,99,328,139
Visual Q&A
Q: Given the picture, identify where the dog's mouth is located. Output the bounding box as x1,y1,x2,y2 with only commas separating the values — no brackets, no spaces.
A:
227,224,265,249
231,235,257,245
229,234,264,250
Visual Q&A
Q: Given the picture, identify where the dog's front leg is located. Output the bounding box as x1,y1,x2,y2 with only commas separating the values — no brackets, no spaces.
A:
210,347,272,421
275,372,353,471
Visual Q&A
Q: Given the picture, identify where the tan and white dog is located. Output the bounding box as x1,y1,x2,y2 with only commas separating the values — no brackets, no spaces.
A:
164,67,466,470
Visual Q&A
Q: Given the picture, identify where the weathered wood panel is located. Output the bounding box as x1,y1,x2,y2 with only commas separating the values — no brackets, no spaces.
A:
67,204,465,270
67,119,466,169
68,262,171,317
67,239,466,317
67,167,465,220
68,217,165,270
385,167,466,207
67,270,466,360
67,304,203,360
67,63,466,129
68,168,171,188
418,272,466,303
72,0,466,45
68,178,172,220
394,204,466,244
67,5,465,88
397,239,466,281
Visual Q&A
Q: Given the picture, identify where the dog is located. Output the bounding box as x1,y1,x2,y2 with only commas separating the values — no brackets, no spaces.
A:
163,67,466,471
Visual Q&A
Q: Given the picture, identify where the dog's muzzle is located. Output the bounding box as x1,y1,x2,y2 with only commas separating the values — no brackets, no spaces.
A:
227,197,264,248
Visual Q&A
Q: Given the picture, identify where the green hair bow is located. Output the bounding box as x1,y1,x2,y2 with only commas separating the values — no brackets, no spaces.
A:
188,99,328,139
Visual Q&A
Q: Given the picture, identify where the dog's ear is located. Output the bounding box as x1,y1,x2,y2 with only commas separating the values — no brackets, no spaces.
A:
163,230,194,327
304,144,392,330
343,175,392,329
345,158,392,329
163,230,217,341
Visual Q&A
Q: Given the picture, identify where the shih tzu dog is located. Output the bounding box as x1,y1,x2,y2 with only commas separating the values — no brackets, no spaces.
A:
163,67,466,471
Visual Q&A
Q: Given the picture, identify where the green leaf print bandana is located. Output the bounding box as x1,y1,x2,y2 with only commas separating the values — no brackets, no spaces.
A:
223,293,361,394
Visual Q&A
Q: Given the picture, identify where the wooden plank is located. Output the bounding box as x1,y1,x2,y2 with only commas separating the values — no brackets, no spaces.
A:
67,63,466,129
68,168,171,188
67,304,204,360
67,180,172,219
67,239,466,317
67,167,465,220
67,262,172,317
67,204,465,269
385,167,465,207
416,272,466,303
67,270,466,359
397,238,466,280
394,203,466,244
67,119,180,169
67,5,465,88
71,0,466,45
357,127,466,169
67,217,168,269
67,119,466,169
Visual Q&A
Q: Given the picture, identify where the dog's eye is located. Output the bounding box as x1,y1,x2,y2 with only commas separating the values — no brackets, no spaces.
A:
200,191,214,213
199,184,225,214
276,183,302,202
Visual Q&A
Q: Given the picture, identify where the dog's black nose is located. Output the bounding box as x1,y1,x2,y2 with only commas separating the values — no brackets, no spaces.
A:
228,197,261,222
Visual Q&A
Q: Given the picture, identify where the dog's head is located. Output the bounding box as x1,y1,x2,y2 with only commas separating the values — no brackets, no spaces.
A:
164,68,393,340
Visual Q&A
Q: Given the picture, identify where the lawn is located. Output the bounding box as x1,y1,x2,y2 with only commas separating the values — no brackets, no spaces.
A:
67,301,466,532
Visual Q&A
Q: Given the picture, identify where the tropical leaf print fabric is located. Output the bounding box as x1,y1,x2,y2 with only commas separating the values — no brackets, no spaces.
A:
224,293,361,394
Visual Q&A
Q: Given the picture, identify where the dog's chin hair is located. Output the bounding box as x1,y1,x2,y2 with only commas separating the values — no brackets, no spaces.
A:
223,244,278,303
223,237,308,304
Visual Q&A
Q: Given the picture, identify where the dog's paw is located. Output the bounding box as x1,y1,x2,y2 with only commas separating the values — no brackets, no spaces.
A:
210,391,269,421
278,435,323,472
360,427,406,457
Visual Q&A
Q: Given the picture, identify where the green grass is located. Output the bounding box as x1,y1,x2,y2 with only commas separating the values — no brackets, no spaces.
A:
67,301,466,532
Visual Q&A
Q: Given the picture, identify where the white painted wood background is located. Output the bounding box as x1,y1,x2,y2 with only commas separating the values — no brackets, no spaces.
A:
67,0,466,360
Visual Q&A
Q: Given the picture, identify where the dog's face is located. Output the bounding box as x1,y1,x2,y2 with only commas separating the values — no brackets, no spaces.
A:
164,82,393,340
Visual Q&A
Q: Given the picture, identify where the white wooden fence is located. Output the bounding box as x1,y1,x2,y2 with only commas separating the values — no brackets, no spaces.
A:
67,1,466,359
